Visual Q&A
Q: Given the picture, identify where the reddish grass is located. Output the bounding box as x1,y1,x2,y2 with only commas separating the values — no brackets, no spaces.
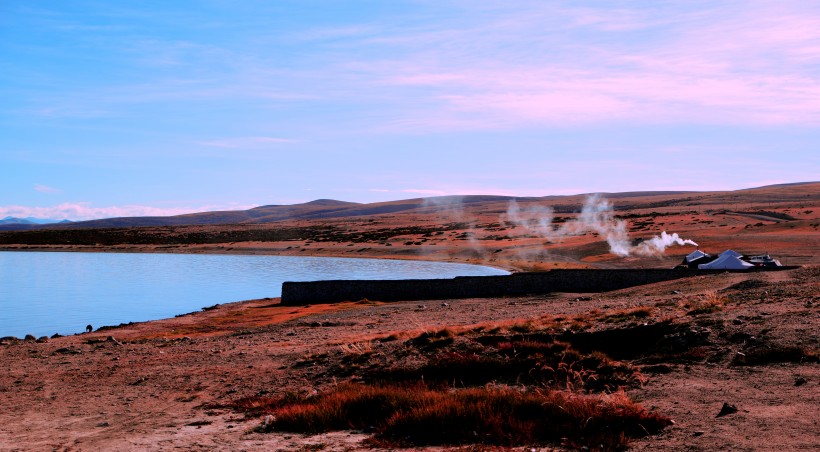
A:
367,339,641,392
684,291,726,316
244,383,670,449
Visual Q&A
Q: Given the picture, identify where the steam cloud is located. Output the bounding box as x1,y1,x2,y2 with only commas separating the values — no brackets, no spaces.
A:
632,231,698,256
503,194,697,257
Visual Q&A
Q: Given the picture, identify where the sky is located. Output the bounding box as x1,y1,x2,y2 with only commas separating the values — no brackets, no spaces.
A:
1,1,819,221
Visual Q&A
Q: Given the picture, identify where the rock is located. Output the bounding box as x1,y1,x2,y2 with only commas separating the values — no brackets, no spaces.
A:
441,302,449,307
24,334,36,341
53,347,81,355
129,377,148,386
716,402,738,417
36,336,49,343
51,333,63,339
728,332,753,344
106,336,122,346
642,364,674,374
794,377,808,386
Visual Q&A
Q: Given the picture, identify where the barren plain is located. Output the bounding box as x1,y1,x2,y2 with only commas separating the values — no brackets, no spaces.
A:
0,183,818,451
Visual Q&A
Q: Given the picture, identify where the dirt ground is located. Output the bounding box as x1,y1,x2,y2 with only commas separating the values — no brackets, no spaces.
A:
1,267,817,451
1,186,818,450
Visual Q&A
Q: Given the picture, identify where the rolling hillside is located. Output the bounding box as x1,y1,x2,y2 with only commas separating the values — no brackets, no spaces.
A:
3,182,817,232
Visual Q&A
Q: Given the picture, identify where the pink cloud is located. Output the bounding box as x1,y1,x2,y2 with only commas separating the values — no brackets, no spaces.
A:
197,136,297,148
364,2,820,130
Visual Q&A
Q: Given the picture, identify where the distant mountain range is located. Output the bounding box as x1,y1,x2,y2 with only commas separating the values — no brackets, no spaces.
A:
0,217,72,226
0,182,816,232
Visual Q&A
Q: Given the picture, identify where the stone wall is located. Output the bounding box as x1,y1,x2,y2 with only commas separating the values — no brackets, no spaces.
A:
279,269,702,305
280,267,795,306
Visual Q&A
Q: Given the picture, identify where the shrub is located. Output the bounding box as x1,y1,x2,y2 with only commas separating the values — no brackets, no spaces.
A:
602,307,653,323
338,341,373,356
249,383,671,449
686,291,725,315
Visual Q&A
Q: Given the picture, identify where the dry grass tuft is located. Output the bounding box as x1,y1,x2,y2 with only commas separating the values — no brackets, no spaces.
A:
244,383,671,449
338,341,373,356
685,291,726,315
366,338,642,392
602,307,653,323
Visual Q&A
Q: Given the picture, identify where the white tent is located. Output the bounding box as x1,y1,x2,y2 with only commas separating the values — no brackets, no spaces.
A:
686,249,708,263
719,249,743,258
698,253,754,270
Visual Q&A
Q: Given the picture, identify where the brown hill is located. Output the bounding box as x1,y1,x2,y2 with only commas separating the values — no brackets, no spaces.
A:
1,182,818,270
3,182,816,231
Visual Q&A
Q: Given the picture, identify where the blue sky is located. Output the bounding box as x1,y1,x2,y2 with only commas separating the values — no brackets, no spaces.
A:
2,1,818,220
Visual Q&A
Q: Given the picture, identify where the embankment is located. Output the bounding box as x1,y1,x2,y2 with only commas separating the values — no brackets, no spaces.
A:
280,267,795,306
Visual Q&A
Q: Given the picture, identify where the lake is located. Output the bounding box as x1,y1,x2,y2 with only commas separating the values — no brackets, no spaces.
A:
0,251,508,338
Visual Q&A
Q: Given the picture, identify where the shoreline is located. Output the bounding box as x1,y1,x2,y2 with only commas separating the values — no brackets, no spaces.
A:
0,243,528,272
0,247,513,339
1,266,817,450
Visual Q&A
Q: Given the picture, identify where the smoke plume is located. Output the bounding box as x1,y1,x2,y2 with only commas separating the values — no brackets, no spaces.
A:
421,196,487,259
503,194,697,257
632,231,698,256
504,200,554,237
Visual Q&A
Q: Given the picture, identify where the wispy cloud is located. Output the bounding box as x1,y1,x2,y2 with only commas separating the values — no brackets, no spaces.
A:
34,184,59,194
196,136,298,149
15,2,820,132
400,187,538,197
358,1,820,129
0,202,255,222
3,0,817,207
402,188,450,196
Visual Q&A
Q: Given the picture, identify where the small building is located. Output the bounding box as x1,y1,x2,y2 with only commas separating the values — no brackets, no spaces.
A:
747,254,782,267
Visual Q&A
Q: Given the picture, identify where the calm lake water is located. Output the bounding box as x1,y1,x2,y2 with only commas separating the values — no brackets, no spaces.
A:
0,251,508,338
